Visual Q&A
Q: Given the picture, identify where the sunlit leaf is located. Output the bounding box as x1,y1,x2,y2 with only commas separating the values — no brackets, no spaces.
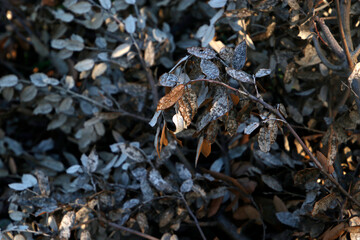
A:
156,84,185,111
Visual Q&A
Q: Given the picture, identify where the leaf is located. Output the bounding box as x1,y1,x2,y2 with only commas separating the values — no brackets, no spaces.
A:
144,41,155,67
312,193,338,217
20,85,38,102
208,0,227,8
68,2,92,14
200,59,220,79
276,212,300,228
111,43,131,58
66,165,82,174
178,87,198,127
8,183,28,191
244,122,260,135
159,73,178,87
59,211,75,239
255,68,271,78
51,39,68,49
226,67,253,83
91,63,107,79
258,115,278,153
187,47,217,59
125,14,137,34
201,138,212,157
180,179,193,193
316,151,334,174
159,123,168,153
34,102,53,115
21,174,38,188
30,73,48,87
201,25,215,47
156,84,185,111
119,143,148,162
148,169,174,193
125,0,136,4
99,0,111,9
0,74,18,87
195,136,204,167
74,59,94,72
232,40,247,70
261,175,283,191
172,113,187,134
197,87,231,131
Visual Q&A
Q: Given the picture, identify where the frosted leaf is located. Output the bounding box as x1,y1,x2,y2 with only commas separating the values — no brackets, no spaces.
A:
68,2,92,14
74,59,94,72
0,74,18,87
81,148,99,173
92,63,107,79
200,59,219,79
255,69,271,78
197,87,231,131
95,37,107,48
112,43,131,58
30,73,48,87
20,85,38,102
159,73,178,87
59,211,75,239
244,122,260,135
148,169,174,193
232,41,247,70
99,0,111,9
208,0,227,8
176,163,192,180
226,67,253,83
125,14,137,34
51,39,68,49
187,47,217,59
180,179,193,193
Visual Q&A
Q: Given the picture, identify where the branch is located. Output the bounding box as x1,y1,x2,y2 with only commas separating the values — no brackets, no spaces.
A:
312,34,344,71
190,79,360,208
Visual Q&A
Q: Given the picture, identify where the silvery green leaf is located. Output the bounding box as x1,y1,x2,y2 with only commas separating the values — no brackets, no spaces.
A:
261,175,283,191
9,211,24,221
68,2,92,14
210,8,224,25
98,52,108,60
84,12,104,29
125,14,137,34
123,198,140,209
32,138,54,152
74,59,95,72
232,41,247,70
51,39,68,49
21,174,37,188
4,137,23,156
210,158,223,172
153,29,167,43
177,0,195,10
99,0,111,9
95,37,107,48
8,183,28,191
159,73,178,87
111,43,131,58
195,24,209,39
59,97,73,112
200,59,219,79
20,85,38,102
92,63,107,79
226,67,253,83
63,0,77,8
149,110,161,127
201,25,215,47
38,156,65,172
81,148,99,173
0,74,18,87
187,46,217,59
180,179,193,193
30,73,48,87
276,212,300,228
255,69,271,78
52,9,74,22
121,143,147,162
125,0,136,4
208,0,227,8
44,77,60,86
2,87,14,101
65,39,84,51
57,49,73,59
47,114,67,130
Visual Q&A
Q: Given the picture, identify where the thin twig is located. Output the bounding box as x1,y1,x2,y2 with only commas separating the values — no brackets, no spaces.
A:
178,192,207,240
98,216,160,240
312,34,344,71
190,78,360,208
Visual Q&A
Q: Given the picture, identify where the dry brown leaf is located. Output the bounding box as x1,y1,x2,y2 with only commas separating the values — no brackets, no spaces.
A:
207,196,224,218
178,88,198,127
233,205,261,224
321,222,346,240
312,192,339,217
201,138,212,157
156,84,185,111
273,195,288,212
316,151,334,174
160,124,169,153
